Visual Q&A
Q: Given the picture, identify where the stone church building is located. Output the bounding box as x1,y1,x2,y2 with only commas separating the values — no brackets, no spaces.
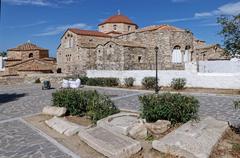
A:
4,42,56,76
57,13,226,75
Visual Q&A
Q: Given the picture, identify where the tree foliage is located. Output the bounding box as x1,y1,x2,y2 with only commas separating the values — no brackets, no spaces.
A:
217,14,240,57
0,51,7,57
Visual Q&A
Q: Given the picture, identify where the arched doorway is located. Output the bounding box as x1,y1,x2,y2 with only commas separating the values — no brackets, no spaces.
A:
171,45,182,63
29,53,33,58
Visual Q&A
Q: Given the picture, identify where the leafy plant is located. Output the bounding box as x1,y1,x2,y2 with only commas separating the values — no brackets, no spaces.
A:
171,78,186,90
232,143,240,152
142,77,156,89
124,77,135,87
86,77,119,87
139,93,199,124
52,89,119,123
217,14,240,57
35,78,41,84
79,76,89,85
234,100,240,109
86,93,120,123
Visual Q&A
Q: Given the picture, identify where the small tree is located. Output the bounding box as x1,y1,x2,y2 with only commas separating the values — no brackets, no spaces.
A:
217,14,240,57
0,51,7,57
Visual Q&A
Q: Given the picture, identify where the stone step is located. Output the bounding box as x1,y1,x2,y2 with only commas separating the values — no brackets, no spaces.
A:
152,117,229,158
45,116,85,136
78,126,141,158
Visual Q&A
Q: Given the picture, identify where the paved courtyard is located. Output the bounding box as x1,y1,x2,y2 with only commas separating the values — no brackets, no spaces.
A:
0,84,240,157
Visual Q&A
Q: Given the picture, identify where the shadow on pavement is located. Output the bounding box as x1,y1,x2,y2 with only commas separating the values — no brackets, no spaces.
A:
0,93,26,104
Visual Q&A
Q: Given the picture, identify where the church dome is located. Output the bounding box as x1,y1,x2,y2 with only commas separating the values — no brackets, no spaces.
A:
98,14,138,28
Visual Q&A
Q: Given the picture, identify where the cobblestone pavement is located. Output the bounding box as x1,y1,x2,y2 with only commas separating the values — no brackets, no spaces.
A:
0,84,240,157
0,120,71,158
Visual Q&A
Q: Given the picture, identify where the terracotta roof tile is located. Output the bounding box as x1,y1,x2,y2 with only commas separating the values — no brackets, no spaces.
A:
98,14,138,28
8,43,47,51
69,28,111,38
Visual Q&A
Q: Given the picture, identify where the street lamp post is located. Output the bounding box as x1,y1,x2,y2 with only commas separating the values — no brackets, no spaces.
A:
155,46,159,94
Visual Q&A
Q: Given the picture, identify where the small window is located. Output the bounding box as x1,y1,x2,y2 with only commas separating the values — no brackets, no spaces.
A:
57,68,62,73
128,26,131,31
109,45,112,48
102,25,104,28
98,50,101,53
113,25,117,30
29,53,33,58
138,56,142,63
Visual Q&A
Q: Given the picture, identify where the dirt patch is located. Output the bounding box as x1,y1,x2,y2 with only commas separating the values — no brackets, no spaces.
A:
24,114,105,158
65,115,92,126
211,129,240,158
130,124,181,158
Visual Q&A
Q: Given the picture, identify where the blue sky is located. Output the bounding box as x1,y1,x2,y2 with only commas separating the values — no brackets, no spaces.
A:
0,0,240,57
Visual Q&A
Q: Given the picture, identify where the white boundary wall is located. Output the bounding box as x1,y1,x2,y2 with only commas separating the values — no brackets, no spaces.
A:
87,70,240,89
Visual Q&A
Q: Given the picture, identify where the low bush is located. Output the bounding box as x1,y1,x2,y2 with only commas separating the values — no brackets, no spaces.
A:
52,89,90,116
35,78,41,84
86,93,120,123
86,77,119,87
79,76,89,85
52,89,119,123
234,100,240,109
139,93,199,123
124,77,135,87
142,77,156,89
171,78,186,90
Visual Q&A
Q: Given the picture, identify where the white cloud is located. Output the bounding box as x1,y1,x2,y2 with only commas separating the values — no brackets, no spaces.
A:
2,0,76,7
9,21,47,29
195,2,240,17
157,17,197,23
34,23,92,36
158,2,240,24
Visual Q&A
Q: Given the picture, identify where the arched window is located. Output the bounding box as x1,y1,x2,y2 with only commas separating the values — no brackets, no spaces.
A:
113,25,117,30
183,45,191,62
128,26,131,31
172,45,182,63
29,53,33,58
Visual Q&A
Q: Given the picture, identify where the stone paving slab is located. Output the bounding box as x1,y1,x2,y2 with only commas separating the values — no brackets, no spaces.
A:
78,126,141,158
97,112,140,135
152,117,229,158
0,120,72,158
46,116,85,136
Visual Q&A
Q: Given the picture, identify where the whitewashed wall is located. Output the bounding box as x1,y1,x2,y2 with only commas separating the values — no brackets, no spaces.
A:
86,70,240,89
185,61,240,73
199,61,240,73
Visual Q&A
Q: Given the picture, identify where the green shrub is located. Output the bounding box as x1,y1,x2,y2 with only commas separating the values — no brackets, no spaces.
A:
52,89,90,116
52,89,119,122
139,93,199,123
35,78,41,84
142,77,156,89
124,77,135,87
79,76,89,85
86,77,119,87
86,93,120,123
234,100,240,109
171,78,186,90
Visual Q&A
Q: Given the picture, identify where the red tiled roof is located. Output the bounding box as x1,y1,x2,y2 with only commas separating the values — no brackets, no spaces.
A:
69,28,111,38
138,25,184,32
98,14,138,28
8,43,47,51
